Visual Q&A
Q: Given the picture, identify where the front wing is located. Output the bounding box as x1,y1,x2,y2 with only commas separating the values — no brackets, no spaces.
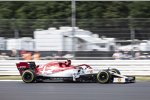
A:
113,76,135,83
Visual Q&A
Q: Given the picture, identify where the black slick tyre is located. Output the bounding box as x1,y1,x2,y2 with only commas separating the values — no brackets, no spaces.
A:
110,68,121,74
97,70,111,84
22,70,35,83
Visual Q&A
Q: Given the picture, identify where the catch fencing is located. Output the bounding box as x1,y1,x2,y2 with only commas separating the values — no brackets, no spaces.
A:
0,60,150,76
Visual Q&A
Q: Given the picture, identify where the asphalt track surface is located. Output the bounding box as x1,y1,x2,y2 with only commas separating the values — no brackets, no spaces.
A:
0,81,150,100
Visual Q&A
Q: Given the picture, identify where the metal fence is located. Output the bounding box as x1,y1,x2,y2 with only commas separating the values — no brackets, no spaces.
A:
0,18,150,60
1,18,150,39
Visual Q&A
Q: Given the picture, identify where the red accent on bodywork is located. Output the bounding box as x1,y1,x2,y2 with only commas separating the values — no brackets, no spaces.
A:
36,61,76,75
16,60,93,76
16,62,30,75
16,62,29,69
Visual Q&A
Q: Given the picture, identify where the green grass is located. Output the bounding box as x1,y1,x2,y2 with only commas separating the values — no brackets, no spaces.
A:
0,76,21,80
136,76,150,81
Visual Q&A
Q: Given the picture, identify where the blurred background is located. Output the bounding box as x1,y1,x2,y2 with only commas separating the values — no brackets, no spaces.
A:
0,1,150,60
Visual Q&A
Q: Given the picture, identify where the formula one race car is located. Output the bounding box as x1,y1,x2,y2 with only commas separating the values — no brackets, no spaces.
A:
16,60,135,84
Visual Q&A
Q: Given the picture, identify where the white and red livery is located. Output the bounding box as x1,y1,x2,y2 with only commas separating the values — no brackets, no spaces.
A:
16,60,135,84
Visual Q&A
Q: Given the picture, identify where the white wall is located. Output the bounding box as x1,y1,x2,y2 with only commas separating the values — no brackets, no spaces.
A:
0,37,6,50
0,60,150,76
6,37,34,50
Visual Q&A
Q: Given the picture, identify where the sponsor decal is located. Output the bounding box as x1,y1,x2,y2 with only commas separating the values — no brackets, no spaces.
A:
37,63,75,75
118,78,121,82
19,66,27,68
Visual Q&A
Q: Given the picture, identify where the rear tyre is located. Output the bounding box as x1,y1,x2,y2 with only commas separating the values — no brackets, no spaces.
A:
22,70,35,83
97,70,111,84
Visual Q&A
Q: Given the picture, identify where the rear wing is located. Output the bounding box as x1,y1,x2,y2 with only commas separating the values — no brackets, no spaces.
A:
16,62,36,75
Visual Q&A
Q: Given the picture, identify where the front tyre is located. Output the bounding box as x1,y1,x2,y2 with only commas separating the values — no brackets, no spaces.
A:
97,70,111,84
110,68,121,74
22,70,35,83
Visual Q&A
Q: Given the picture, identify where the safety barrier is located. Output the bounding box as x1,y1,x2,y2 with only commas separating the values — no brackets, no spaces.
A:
0,60,150,76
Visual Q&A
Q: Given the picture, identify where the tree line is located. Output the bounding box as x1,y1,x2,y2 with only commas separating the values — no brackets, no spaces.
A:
0,1,150,19
0,1,150,39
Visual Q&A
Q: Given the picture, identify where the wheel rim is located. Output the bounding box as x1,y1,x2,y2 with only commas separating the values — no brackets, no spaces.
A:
97,71,110,83
23,72,32,81
22,71,34,83
99,72,108,81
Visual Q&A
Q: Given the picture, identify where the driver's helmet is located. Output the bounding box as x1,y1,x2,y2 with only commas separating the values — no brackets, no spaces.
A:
64,59,71,67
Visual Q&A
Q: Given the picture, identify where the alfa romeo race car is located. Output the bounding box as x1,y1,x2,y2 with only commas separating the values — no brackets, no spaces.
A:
16,60,135,84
